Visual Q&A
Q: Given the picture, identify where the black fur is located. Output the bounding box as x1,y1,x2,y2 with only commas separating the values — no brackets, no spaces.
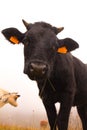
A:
2,21,87,130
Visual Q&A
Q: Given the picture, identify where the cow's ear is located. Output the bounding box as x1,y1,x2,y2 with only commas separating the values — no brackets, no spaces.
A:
57,38,79,54
2,28,24,44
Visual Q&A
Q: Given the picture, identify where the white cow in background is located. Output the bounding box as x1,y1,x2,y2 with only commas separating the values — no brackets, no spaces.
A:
0,88,20,107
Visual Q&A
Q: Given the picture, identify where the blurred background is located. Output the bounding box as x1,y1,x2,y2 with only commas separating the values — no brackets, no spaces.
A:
0,0,87,128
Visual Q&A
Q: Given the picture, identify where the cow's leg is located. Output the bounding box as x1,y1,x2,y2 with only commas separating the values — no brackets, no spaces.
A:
57,104,71,130
77,105,87,130
57,93,74,130
42,101,57,130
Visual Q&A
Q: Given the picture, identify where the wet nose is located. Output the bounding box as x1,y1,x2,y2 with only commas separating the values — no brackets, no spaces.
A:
29,62,48,76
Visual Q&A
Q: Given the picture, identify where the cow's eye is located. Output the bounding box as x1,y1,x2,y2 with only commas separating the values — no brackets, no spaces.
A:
22,38,29,46
52,45,58,51
52,46,56,50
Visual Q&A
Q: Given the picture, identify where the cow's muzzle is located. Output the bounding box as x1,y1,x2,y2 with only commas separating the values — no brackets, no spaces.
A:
24,61,48,80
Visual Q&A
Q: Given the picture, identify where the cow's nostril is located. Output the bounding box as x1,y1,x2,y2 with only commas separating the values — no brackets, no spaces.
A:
42,66,47,74
29,64,34,73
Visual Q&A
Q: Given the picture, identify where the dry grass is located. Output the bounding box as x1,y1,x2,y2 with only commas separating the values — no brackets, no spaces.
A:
0,124,39,130
0,112,82,130
0,122,82,130
68,111,82,130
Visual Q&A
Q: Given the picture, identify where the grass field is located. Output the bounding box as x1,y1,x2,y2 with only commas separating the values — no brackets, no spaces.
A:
0,124,39,130
0,117,82,130
0,110,82,130
0,125,82,130
0,126,82,130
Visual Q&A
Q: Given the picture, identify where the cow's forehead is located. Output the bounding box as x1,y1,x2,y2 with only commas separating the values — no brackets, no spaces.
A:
28,25,45,34
25,28,57,44
26,24,56,38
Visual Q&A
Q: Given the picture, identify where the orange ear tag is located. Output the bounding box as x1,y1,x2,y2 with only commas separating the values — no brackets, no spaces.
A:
57,46,67,54
10,36,19,44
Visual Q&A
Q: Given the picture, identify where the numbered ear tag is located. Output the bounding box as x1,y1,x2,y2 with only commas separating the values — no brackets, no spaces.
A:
10,36,19,44
57,46,67,54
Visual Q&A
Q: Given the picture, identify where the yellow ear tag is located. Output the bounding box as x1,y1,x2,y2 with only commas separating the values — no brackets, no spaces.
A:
57,46,67,54
10,36,19,44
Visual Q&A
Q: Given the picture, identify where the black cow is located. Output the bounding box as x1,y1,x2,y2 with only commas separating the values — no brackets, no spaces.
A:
2,20,87,130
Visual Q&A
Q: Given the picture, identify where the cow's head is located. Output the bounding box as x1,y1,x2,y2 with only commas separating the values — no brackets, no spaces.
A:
2,20,79,81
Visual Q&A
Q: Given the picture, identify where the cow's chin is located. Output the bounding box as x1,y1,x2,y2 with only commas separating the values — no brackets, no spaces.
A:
26,73,47,82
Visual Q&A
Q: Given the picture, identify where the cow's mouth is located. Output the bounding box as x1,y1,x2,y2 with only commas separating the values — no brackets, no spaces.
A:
26,71,48,81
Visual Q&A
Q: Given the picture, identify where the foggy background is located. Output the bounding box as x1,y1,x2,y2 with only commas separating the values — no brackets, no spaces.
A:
0,0,87,128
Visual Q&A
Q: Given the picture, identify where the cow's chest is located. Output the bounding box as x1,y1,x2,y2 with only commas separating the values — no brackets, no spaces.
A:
39,79,65,104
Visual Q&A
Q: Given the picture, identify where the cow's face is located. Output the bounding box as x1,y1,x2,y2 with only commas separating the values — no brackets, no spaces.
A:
2,20,79,81
23,25,60,80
